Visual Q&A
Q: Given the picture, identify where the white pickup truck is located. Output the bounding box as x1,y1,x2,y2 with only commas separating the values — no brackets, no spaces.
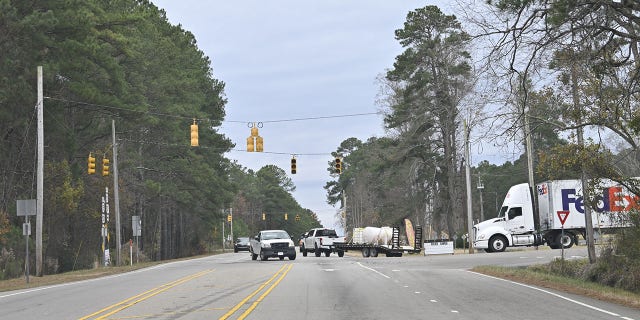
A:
300,228,345,257
249,229,296,261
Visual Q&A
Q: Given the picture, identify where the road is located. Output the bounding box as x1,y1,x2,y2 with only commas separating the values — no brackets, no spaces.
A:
1,246,638,320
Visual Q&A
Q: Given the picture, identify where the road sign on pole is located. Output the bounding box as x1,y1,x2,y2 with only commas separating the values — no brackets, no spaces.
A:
557,210,569,226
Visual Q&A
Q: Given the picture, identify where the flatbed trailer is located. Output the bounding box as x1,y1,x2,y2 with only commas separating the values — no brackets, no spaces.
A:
334,226,423,257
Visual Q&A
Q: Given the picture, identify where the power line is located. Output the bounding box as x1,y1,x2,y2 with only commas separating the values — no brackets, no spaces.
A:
44,96,380,124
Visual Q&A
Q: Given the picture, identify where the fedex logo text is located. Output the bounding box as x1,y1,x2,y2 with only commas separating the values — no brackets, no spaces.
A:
561,187,640,213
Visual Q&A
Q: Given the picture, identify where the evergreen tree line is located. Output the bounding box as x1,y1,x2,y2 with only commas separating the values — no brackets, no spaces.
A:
0,0,320,279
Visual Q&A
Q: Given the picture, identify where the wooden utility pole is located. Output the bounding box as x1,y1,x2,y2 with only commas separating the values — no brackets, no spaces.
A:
113,120,122,266
464,120,474,254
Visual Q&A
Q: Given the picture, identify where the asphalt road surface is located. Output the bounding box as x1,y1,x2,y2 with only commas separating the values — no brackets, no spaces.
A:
1,246,638,320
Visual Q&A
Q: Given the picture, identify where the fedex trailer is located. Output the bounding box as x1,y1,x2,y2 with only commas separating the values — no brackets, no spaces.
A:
473,180,634,252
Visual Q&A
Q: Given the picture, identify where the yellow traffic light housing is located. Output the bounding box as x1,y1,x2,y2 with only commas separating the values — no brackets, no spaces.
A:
295,214,300,222
247,122,264,152
262,212,266,221
284,213,288,220
190,120,199,147
335,157,342,174
247,136,255,152
102,158,110,176
256,136,264,152
227,214,232,222
291,157,297,174
88,153,96,175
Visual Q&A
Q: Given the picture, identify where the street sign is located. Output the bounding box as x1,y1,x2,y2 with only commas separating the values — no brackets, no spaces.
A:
557,210,569,226
17,199,36,216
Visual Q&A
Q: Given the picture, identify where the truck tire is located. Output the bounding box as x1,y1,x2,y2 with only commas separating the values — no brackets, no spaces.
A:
279,256,285,260
314,244,321,257
260,251,268,261
362,247,370,257
337,250,344,257
324,251,331,257
289,253,296,260
488,235,508,252
251,252,258,260
555,232,575,249
301,245,307,257
370,248,378,257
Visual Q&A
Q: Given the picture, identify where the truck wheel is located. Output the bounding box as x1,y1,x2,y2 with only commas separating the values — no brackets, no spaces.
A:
314,244,321,257
279,256,285,260
555,232,575,249
338,250,344,257
370,248,378,257
251,252,258,260
301,245,307,257
362,248,370,257
489,235,508,252
289,253,296,260
324,251,331,257
260,251,268,261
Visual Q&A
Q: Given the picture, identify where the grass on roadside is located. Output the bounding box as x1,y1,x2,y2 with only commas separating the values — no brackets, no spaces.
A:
472,264,640,310
0,261,164,293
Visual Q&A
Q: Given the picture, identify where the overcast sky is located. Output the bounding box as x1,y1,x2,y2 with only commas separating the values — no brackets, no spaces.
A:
151,1,460,231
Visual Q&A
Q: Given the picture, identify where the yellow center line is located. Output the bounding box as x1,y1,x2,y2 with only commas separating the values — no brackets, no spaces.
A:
218,264,291,320
79,269,214,320
237,263,293,320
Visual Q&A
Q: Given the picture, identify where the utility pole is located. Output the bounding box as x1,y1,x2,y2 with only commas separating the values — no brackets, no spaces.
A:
464,120,474,254
112,120,122,266
477,177,484,221
36,66,43,276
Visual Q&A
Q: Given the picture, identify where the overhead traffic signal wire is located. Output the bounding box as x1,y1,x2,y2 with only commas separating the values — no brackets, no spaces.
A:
43,96,380,124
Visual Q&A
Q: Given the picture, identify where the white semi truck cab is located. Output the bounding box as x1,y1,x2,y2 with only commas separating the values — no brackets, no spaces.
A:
474,180,634,252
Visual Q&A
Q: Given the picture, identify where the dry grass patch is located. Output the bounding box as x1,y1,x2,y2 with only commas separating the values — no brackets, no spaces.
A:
472,265,640,310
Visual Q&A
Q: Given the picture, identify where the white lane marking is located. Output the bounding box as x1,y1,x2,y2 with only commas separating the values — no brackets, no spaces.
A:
451,310,459,313
468,271,626,318
323,269,335,272
357,262,390,279
430,300,438,303
415,291,421,294
392,269,401,272
403,285,409,288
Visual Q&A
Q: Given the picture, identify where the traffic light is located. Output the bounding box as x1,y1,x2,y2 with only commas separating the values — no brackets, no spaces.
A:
335,157,342,174
256,136,264,152
227,214,232,222
88,153,96,175
262,212,266,221
284,213,288,220
102,158,110,176
247,123,264,152
246,137,254,152
190,120,199,147
295,214,300,222
291,157,297,174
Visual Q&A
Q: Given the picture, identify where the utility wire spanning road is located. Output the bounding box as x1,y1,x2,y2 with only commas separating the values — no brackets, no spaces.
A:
1,247,638,320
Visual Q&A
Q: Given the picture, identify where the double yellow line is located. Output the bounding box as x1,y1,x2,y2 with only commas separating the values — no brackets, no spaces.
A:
79,269,214,320
219,263,293,320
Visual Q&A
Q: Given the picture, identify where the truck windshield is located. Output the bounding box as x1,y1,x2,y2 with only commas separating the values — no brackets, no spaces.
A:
497,206,508,218
262,231,289,240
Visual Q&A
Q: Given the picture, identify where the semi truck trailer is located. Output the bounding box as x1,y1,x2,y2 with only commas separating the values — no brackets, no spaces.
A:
473,179,634,252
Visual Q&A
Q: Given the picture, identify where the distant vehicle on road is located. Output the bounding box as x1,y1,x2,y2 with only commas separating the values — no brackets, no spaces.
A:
234,237,250,253
249,230,296,261
301,228,345,257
